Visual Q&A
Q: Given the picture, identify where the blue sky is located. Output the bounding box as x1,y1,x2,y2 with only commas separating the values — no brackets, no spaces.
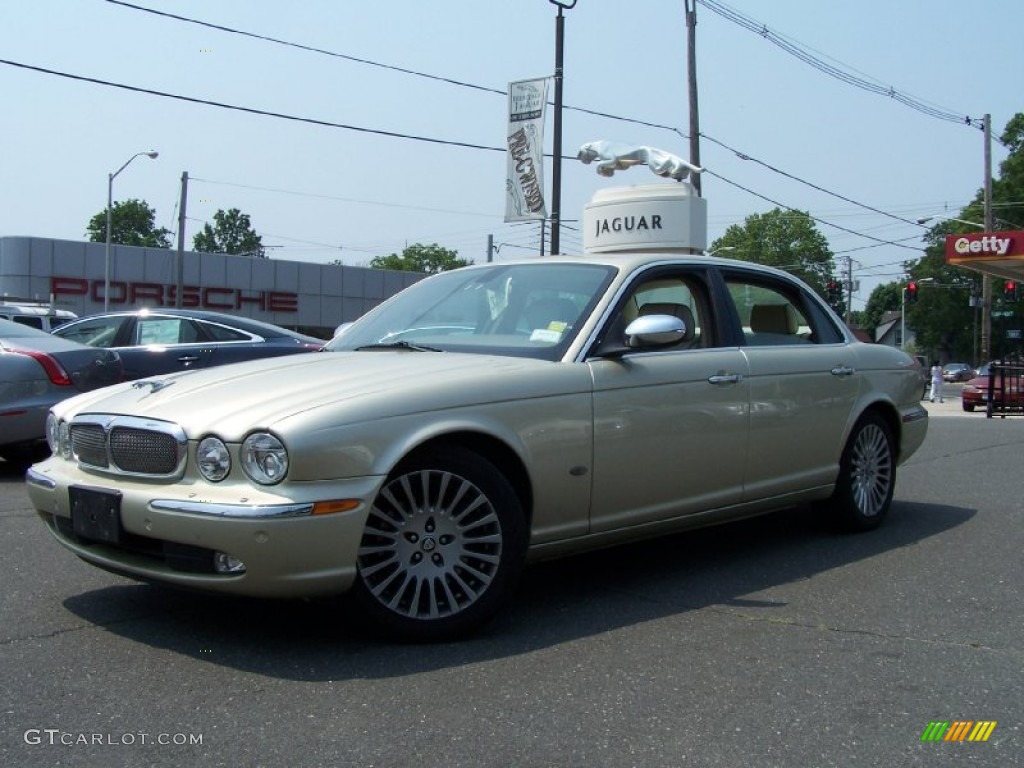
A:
2,0,1021,309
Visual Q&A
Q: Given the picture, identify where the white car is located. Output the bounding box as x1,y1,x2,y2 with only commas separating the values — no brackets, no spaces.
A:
28,253,928,641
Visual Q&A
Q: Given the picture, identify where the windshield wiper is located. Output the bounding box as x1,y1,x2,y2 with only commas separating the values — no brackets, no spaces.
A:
354,341,444,352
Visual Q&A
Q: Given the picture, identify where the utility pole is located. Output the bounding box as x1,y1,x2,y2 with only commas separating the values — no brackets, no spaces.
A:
548,0,575,255
685,0,702,196
175,171,188,308
981,114,993,361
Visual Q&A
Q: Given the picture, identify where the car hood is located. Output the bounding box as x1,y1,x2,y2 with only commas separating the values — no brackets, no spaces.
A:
52,350,592,439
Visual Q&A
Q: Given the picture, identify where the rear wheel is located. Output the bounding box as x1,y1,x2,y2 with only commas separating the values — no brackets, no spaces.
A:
353,446,527,642
962,402,974,412
827,412,895,532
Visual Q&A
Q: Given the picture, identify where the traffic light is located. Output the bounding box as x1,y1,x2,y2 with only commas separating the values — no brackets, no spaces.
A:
1005,281,1018,302
826,280,841,303
906,281,918,303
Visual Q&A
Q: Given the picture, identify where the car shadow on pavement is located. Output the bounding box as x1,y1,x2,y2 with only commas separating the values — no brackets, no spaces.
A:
60,499,974,681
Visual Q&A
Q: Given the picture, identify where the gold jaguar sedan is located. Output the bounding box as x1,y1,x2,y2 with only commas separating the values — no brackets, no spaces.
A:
27,253,927,641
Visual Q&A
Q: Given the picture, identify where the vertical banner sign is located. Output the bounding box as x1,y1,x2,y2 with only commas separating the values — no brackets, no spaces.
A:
505,77,550,222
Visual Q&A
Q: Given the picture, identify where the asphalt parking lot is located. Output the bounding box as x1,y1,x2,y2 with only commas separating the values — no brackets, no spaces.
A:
1,390,1021,768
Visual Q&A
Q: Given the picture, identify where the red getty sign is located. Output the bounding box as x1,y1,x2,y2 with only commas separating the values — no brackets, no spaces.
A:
945,231,1024,260
51,277,299,313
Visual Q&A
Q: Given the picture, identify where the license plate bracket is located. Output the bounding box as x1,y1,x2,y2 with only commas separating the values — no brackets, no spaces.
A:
70,486,123,544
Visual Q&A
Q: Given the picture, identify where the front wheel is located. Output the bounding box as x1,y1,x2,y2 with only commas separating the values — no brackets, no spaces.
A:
353,446,527,642
826,412,895,532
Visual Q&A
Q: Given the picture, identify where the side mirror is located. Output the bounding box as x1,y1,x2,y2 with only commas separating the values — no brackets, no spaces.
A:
333,322,354,338
624,314,687,348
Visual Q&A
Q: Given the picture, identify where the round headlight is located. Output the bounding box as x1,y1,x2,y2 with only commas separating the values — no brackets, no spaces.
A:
241,432,288,485
197,436,231,482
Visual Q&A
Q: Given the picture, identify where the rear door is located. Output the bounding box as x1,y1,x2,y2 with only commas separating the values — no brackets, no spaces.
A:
719,268,859,499
122,315,218,378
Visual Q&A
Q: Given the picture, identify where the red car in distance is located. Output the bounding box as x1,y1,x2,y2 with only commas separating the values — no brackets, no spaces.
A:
962,362,1024,412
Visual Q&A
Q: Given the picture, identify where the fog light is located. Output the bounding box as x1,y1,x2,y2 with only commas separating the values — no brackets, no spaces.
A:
214,552,246,574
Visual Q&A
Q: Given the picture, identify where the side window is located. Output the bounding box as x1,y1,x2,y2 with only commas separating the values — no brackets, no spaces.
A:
725,276,834,346
56,317,122,348
136,318,189,345
12,316,44,329
201,322,251,342
618,275,711,350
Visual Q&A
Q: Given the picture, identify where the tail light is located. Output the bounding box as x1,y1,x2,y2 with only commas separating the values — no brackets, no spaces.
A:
8,349,73,386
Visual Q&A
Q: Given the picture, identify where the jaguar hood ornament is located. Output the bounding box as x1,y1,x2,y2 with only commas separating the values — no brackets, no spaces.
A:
132,378,176,394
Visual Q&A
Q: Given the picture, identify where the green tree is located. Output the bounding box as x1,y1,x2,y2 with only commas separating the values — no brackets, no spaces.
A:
193,208,264,257
993,113,1024,225
708,208,842,313
369,243,470,273
903,246,980,362
861,281,905,339
86,199,172,248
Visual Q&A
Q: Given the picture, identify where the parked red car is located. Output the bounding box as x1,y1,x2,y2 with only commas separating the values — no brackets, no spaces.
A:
962,362,1024,412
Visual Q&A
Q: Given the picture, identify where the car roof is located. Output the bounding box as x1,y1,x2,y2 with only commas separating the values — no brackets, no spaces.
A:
64,308,317,341
480,251,771,269
463,251,809,283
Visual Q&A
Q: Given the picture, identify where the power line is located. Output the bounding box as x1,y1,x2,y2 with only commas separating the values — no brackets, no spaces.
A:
699,133,926,228
103,0,683,136
703,169,925,251
0,58,505,154
104,0,964,229
0,57,943,255
697,0,986,132
99,3,970,243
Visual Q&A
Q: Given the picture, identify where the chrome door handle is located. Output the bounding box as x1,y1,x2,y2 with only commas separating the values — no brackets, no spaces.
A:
708,373,742,385
830,365,855,377
177,355,200,363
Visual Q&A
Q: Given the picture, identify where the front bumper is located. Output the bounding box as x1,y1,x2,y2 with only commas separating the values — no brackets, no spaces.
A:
26,459,383,598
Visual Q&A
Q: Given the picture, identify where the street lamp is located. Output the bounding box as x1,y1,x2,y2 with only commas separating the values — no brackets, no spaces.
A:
105,150,158,311
901,277,935,350
707,246,736,257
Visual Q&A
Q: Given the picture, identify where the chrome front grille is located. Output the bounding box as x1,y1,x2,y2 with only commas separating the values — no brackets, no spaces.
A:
70,415,187,478
70,423,108,467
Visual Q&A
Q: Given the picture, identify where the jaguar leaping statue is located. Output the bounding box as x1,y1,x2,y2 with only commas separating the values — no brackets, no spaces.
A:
577,140,703,182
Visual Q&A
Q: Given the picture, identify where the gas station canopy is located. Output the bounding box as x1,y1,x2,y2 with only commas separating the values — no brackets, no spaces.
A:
945,230,1024,283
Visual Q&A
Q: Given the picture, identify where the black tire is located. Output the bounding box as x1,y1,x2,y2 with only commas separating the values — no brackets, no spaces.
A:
962,402,974,412
828,412,895,532
352,446,527,642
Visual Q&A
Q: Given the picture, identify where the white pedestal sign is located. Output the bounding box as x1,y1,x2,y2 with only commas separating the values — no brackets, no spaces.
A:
583,183,707,254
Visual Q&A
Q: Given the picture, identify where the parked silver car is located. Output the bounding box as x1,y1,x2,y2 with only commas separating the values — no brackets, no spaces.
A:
28,254,928,640
1,318,121,461
942,362,973,382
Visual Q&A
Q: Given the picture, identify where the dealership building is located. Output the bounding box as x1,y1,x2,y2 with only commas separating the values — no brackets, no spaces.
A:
0,236,425,337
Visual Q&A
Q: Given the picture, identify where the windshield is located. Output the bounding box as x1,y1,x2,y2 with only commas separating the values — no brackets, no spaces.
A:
327,262,616,360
